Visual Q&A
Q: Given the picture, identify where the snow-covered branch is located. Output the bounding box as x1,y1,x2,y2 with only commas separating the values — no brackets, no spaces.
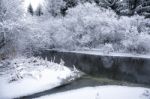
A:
103,0,119,7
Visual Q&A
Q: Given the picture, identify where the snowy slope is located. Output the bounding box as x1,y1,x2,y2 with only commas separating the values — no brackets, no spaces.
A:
36,86,150,99
0,57,82,99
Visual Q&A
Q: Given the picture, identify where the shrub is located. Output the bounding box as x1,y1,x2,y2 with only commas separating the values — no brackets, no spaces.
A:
1,2,150,57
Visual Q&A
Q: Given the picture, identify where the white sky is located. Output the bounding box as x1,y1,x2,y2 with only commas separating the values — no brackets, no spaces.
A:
24,0,44,11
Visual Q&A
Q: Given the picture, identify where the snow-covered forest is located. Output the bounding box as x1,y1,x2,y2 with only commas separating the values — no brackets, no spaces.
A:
0,0,150,99
0,0,150,58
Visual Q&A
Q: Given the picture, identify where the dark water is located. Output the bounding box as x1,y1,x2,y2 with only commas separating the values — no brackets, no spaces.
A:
14,50,150,99
35,50,150,85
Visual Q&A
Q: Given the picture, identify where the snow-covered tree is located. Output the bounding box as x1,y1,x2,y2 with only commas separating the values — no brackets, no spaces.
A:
0,0,6,22
120,0,142,15
0,0,24,58
64,0,78,7
0,28,5,49
136,0,150,18
46,0,66,16
94,0,124,14
98,0,119,7
28,4,34,16
35,4,43,16
0,0,23,21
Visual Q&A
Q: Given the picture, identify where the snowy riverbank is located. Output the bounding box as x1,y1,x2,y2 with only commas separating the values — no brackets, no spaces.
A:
0,57,82,99
36,86,150,99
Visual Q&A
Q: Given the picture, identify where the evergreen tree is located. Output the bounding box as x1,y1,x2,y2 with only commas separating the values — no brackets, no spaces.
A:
47,0,66,16
0,31,5,49
120,0,150,17
0,0,6,22
28,4,34,16
136,0,150,18
35,5,43,16
0,1,3,21
94,0,122,14
64,0,78,8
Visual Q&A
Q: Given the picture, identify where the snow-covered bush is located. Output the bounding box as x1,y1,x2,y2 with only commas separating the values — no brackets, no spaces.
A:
0,0,23,21
0,56,81,82
60,3,120,49
52,3,124,50
0,56,82,98
0,17,55,57
123,33,150,54
1,2,150,58
49,3,150,54
0,21,27,57
0,0,25,58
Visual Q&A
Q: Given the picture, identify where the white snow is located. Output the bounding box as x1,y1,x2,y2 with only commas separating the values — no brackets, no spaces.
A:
0,57,81,99
71,50,150,58
47,49,150,59
36,86,150,99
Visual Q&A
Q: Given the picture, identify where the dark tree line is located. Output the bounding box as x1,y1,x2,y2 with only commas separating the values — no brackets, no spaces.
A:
60,0,150,18
28,4,43,16
95,0,150,17
0,0,6,22
0,29,5,49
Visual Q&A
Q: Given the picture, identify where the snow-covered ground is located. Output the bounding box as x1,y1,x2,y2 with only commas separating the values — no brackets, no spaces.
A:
36,86,150,99
0,57,82,99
